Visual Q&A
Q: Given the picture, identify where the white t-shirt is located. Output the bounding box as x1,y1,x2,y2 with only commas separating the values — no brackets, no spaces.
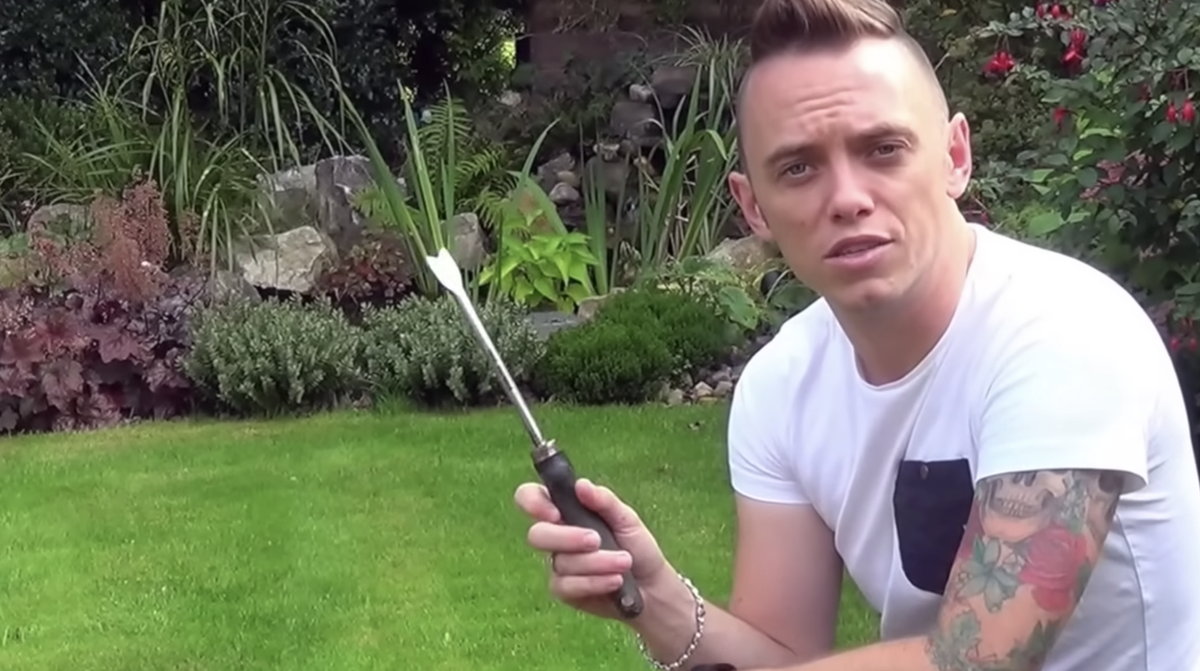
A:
727,224,1200,671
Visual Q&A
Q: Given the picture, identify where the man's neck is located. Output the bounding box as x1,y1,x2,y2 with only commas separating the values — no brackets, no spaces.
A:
838,217,977,386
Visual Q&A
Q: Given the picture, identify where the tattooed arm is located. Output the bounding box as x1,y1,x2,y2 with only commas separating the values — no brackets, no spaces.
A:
753,467,1123,671
923,467,1122,671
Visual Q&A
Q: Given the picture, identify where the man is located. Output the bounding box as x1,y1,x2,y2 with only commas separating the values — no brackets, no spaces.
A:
513,0,1200,668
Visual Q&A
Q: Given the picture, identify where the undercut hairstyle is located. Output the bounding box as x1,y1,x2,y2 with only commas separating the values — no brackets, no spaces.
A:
747,0,924,64
734,0,947,169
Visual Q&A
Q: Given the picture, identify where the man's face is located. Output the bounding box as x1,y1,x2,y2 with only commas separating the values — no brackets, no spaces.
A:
729,38,972,315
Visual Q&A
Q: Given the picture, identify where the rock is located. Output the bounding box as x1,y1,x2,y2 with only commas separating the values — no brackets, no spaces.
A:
549,182,581,204
576,292,615,321
314,155,376,253
448,213,486,271
536,152,575,192
693,381,714,399
629,83,655,103
706,235,780,274
527,310,582,341
710,365,732,384
609,100,659,146
714,380,734,398
651,65,698,109
593,141,623,161
207,269,260,303
583,155,632,198
235,225,338,293
26,203,91,231
257,155,405,256
665,388,685,406
555,170,581,188
498,90,522,107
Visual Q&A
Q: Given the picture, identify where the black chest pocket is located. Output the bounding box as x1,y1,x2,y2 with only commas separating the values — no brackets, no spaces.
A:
892,458,976,595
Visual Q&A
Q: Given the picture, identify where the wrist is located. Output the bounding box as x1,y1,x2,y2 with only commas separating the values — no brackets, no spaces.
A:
635,566,699,632
630,569,707,670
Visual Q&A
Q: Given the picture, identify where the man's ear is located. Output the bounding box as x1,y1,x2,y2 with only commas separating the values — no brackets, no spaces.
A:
729,171,772,242
944,112,972,200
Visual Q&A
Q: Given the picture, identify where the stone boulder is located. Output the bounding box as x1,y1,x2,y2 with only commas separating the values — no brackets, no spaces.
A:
706,235,780,274
234,225,338,294
256,155,406,256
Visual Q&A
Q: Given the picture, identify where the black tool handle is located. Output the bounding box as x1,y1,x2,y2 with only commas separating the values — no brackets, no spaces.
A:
535,449,644,619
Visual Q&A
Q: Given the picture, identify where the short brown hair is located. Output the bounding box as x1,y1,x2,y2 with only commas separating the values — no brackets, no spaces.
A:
735,0,945,170
747,0,922,64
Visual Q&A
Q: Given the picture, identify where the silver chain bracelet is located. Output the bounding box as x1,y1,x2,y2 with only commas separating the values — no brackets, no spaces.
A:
637,572,706,671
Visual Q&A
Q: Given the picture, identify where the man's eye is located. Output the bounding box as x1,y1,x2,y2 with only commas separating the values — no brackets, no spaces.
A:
783,163,808,176
875,144,902,156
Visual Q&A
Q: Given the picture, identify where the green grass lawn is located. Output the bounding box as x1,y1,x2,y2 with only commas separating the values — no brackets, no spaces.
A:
0,402,878,670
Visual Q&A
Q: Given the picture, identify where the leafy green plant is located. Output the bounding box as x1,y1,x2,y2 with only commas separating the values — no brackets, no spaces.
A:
354,95,514,233
478,197,599,313
629,61,740,271
757,266,818,331
597,286,733,374
534,320,674,405
22,72,269,274
184,296,365,416
19,0,352,277
342,84,558,298
639,255,765,334
124,0,348,172
358,294,543,407
987,0,1200,320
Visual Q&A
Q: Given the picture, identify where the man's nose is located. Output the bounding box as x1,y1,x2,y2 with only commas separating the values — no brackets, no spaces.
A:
827,159,875,223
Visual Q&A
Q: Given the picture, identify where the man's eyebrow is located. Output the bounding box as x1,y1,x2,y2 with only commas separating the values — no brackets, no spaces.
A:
763,142,816,168
855,122,917,144
761,123,918,168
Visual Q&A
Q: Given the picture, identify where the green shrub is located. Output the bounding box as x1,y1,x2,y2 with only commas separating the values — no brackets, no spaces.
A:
183,296,364,416
359,294,543,407
535,320,675,405
597,287,734,374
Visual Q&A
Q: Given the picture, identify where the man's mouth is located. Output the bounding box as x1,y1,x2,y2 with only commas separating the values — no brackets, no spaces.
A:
826,236,891,259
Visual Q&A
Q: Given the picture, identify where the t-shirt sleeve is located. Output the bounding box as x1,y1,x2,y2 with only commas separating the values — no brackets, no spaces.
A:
727,354,810,505
974,311,1156,495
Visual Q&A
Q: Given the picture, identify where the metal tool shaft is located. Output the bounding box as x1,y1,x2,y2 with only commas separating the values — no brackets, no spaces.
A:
446,292,546,447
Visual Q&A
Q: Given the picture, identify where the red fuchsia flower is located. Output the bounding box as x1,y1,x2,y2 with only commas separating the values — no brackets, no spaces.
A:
984,51,1015,76
1053,106,1071,130
1183,99,1196,123
1047,3,1071,19
1167,100,1178,122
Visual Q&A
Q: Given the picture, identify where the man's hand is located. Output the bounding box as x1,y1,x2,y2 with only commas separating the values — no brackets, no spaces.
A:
514,478,672,620
924,467,1122,671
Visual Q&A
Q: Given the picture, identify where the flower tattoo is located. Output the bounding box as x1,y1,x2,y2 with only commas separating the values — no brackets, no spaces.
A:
925,468,1124,671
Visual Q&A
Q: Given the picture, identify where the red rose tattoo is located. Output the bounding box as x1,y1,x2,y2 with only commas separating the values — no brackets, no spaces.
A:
1018,523,1089,612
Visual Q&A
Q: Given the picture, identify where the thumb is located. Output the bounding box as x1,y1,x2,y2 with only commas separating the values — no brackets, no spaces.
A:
575,478,645,537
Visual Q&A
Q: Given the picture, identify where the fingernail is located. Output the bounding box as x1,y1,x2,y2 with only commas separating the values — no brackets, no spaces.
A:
586,531,601,546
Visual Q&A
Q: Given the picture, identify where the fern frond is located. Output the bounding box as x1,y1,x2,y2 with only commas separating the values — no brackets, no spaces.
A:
417,97,474,157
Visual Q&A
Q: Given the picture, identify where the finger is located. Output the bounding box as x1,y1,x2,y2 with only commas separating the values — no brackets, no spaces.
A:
550,549,633,576
514,482,560,523
527,520,601,553
576,479,643,534
550,574,625,602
